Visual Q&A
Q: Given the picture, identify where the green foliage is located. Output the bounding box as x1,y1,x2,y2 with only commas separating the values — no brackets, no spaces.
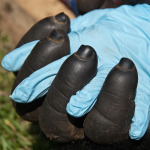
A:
0,33,79,150
0,34,53,150
0,33,30,150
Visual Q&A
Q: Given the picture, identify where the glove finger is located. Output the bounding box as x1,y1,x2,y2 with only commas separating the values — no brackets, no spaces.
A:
70,8,113,32
129,95,150,140
10,55,69,103
66,66,112,117
1,40,39,72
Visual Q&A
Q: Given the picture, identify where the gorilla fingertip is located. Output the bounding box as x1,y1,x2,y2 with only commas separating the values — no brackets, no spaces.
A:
55,12,66,23
76,45,95,58
118,57,135,70
49,30,63,41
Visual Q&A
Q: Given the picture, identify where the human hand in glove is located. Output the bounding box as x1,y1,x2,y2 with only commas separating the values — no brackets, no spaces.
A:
2,4,150,141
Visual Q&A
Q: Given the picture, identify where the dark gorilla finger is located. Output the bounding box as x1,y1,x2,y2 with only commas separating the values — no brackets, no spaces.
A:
84,58,138,144
16,12,70,48
39,45,98,143
11,30,70,122
14,13,70,76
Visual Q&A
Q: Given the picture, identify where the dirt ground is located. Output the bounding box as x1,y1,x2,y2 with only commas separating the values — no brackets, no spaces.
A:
0,0,75,48
15,0,75,20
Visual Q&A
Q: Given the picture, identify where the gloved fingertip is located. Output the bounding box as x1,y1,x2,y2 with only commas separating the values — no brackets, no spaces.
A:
1,40,39,72
9,93,21,103
129,96,150,140
1,55,11,71
10,92,25,103
129,127,143,140
129,121,148,140
66,102,84,117
10,85,32,103
9,94,17,102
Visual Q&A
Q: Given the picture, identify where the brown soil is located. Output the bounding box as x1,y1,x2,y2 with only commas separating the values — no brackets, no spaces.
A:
0,0,75,48
14,0,75,20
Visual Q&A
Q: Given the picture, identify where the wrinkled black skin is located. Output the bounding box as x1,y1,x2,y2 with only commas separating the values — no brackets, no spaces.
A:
12,30,70,122
84,58,138,144
16,13,70,48
57,126,150,150
39,46,98,143
40,58,150,149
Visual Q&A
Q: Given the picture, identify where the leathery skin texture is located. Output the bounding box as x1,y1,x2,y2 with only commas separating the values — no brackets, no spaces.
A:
39,45,98,143
11,29,70,122
61,57,150,149
76,0,120,15
84,58,138,144
60,124,150,150
16,12,70,48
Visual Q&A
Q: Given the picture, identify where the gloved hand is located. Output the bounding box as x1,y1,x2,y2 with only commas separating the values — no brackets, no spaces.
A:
2,4,150,140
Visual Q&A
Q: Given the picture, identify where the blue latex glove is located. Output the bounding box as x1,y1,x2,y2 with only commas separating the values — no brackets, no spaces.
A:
2,4,150,140
1,40,39,72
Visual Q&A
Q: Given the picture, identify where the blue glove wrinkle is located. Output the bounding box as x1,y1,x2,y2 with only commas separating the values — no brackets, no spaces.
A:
1,40,39,72
70,8,113,32
67,4,150,140
68,32,82,54
10,55,69,103
104,4,150,39
67,66,112,117
130,95,150,139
